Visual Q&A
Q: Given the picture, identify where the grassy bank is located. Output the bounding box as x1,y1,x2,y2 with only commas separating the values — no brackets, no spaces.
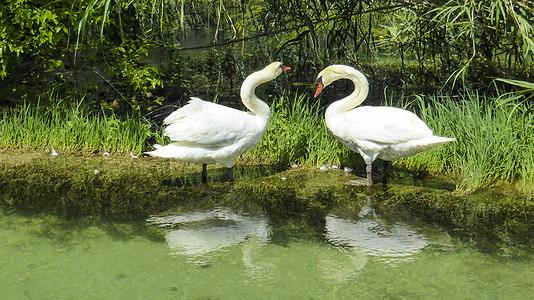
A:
2,89,534,192
0,91,154,155
396,92,534,192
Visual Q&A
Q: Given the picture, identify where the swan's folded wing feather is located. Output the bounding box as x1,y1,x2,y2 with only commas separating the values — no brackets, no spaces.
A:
163,98,255,147
342,106,433,145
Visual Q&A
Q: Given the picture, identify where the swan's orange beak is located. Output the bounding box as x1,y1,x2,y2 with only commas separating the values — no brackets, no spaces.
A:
282,66,291,71
314,82,324,98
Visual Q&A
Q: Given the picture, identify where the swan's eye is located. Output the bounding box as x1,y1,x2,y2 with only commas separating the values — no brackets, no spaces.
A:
316,76,323,84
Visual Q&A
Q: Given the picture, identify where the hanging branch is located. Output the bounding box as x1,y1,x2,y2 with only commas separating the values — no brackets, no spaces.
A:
177,3,408,51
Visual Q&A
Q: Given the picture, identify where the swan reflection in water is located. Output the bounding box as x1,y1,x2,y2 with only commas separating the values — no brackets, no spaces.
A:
147,204,449,280
326,197,451,264
147,208,270,264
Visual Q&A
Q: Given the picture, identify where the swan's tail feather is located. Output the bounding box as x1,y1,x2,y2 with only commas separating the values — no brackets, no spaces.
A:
430,136,456,146
145,144,185,158
145,143,218,165
416,136,456,149
380,135,456,161
144,144,164,156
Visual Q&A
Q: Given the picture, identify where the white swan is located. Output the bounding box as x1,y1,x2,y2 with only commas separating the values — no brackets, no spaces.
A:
146,62,291,183
314,65,455,185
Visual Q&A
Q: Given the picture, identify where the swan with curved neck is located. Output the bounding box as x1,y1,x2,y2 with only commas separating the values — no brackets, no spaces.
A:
315,65,455,185
147,62,290,183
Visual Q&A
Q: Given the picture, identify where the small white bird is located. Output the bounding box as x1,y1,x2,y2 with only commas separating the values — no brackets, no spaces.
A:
146,62,291,183
314,65,455,185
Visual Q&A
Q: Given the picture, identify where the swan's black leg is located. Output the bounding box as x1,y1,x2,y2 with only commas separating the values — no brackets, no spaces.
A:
366,164,373,186
381,161,389,185
227,167,234,182
202,164,207,183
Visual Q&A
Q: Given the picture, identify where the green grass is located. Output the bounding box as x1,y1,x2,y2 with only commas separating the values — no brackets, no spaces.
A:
2,88,534,192
249,91,361,167
0,92,153,154
395,92,534,191
253,90,534,192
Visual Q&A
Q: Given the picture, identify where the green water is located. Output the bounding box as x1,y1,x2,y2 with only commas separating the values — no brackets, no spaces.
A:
2,205,533,299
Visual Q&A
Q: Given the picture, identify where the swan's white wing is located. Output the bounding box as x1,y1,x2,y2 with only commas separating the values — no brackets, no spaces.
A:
341,106,432,145
163,98,258,147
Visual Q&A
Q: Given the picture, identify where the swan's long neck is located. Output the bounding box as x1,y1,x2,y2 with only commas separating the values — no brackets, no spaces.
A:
240,70,272,118
325,68,369,119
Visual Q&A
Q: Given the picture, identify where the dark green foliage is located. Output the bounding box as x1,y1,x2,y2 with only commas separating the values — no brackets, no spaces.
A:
0,0,69,79
1,0,164,108
3,0,533,109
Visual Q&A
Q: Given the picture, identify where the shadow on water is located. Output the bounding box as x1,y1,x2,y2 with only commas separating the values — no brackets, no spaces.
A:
2,161,534,299
1,206,166,244
365,160,457,191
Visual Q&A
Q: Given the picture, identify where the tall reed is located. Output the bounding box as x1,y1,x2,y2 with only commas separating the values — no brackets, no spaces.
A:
396,92,534,191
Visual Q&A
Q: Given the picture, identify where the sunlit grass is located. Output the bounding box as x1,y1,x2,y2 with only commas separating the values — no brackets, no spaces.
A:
254,90,534,191
395,92,534,191
0,92,153,154
249,91,361,167
2,88,534,191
